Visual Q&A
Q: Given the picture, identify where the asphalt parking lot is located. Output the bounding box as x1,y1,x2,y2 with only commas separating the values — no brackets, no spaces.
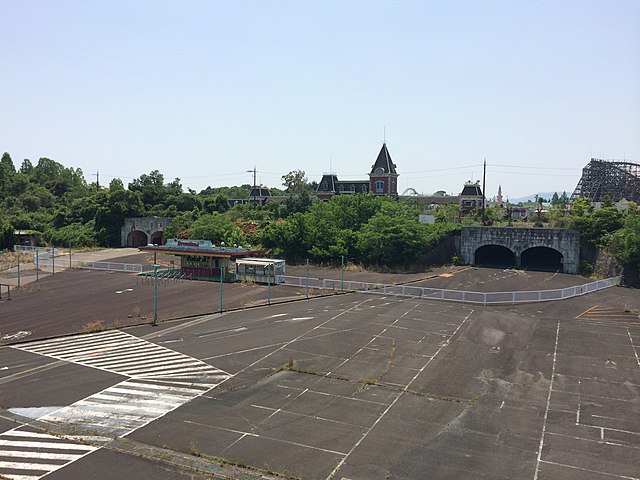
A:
0,266,638,479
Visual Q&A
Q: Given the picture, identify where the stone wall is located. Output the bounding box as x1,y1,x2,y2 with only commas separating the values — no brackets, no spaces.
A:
460,226,580,274
120,216,172,247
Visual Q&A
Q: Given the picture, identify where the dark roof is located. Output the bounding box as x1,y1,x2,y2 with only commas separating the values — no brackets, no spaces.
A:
370,143,398,175
460,183,483,196
335,181,369,194
139,244,264,258
249,185,271,197
317,174,339,193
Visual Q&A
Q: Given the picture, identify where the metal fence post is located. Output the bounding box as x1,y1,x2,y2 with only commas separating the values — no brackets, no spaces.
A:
152,264,159,326
52,246,55,275
306,259,309,299
219,266,224,313
36,251,39,282
17,255,21,288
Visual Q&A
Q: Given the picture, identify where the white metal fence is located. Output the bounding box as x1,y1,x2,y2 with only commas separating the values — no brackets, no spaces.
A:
75,262,145,273
274,275,622,305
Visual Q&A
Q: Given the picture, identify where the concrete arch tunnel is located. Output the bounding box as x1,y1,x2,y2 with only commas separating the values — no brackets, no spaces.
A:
474,245,516,268
461,227,580,274
521,246,564,272
473,244,564,272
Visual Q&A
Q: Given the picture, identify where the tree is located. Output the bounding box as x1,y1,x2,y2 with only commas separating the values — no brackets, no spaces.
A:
0,152,16,197
282,190,311,217
109,178,125,191
357,203,423,266
282,170,308,194
0,215,13,249
19,159,33,175
571,197,591,216
610,205,640,283
189,213,246,246
203,195,229,214
551,192,559,206
129,170,165,208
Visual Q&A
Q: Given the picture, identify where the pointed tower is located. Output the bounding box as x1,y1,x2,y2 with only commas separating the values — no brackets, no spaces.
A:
497,185,503,207
369,143,399,196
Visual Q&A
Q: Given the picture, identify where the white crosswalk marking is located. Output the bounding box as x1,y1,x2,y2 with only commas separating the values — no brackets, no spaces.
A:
0,427,97,480
14,330,228,382
8,330,232,478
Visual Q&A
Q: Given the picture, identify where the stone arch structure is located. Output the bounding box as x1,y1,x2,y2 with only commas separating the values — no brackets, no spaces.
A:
474,244,516,268
121,216,172,247
461,227,579,274
150,231,164,245
127,231,148,247
521,246,564,272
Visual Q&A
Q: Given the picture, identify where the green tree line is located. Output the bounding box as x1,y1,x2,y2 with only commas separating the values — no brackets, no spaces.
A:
1,151,639,277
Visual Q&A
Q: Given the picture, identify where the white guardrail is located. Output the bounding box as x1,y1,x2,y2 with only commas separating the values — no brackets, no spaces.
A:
274,275,622,305
75,262,144,273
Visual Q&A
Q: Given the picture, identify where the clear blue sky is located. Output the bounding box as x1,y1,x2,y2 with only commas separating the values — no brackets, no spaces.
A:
2,1,639,199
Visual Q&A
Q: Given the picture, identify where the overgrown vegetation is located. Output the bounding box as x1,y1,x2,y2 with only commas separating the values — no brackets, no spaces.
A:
2,151,639,277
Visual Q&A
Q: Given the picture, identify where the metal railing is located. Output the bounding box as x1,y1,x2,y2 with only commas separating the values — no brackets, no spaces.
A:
274,275,622,305
76,262,145,273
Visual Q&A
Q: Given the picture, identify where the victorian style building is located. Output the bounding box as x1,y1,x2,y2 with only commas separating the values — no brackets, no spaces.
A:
316,143,399,200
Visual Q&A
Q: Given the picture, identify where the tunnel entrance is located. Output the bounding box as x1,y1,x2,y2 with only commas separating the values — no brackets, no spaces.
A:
127,230,148,247
474,245,516,269
521,247,563,272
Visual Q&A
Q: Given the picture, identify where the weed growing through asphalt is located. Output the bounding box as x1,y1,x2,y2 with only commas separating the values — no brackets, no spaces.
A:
81,321,105,333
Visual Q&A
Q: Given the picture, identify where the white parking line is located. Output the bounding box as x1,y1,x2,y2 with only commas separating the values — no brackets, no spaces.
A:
533,320,560,480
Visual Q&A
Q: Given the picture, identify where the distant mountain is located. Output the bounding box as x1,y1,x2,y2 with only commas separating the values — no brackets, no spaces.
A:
509,191,568,203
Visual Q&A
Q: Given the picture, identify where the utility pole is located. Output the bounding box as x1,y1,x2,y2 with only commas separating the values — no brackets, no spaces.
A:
93,170,100,190
247,166,257,205
481,158,487,225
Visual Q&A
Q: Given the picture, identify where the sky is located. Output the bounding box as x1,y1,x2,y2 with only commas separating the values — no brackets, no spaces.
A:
1,1,639,200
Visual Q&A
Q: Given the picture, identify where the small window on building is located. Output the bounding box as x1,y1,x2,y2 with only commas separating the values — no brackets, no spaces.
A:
375,181,384,193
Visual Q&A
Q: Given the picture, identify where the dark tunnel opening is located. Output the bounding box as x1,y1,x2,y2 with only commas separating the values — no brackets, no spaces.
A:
521,247,564,272
474,245,516,269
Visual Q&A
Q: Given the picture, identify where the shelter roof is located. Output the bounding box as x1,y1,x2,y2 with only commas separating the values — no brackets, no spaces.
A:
139,238,264,258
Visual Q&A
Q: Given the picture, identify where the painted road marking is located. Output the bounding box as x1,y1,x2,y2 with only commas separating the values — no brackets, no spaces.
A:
9,330,231,478
14,330,229,381
0,427,97,480
576,306,639,322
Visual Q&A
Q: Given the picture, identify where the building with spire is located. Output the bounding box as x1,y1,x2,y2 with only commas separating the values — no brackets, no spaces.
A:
316,143,399,200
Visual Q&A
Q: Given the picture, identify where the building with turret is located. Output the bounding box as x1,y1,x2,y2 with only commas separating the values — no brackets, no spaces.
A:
316,143,399,200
